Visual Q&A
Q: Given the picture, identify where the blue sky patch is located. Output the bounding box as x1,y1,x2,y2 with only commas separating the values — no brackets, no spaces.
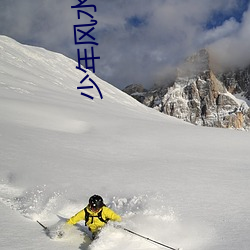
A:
206,0,249,29
126,15,148,28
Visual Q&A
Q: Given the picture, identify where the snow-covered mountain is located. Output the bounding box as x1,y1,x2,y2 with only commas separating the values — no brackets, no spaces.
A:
1,36,250,250
124,49,250,130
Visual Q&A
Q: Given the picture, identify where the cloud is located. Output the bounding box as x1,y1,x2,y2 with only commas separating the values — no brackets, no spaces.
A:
0,0,75,56
200,18,240,45
0,0,249,89
209,3,250,68
94,0,248,87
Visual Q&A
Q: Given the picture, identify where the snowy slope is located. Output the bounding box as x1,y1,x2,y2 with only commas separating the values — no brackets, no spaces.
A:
0,36,250,250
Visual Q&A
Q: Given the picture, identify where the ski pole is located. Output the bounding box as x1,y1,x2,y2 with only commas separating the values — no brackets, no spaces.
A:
122,227,180,250
37,220,48,231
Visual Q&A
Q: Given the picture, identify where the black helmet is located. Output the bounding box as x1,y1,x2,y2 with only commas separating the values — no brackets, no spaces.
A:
89,195,104,210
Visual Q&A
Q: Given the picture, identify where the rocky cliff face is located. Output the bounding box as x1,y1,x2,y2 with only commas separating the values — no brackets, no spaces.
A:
123,49,250,130
217,66,250,99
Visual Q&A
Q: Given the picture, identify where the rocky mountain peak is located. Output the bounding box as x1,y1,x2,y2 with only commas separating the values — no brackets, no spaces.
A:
177,49,210,78
123,49,250,130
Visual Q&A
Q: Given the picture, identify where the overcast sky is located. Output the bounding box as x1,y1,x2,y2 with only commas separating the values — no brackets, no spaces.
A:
0,0,249,89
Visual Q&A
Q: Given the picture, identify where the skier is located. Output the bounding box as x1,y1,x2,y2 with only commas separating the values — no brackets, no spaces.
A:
66,194,122,239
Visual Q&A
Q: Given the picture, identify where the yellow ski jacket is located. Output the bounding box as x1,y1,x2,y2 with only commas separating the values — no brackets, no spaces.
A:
67,206,121,233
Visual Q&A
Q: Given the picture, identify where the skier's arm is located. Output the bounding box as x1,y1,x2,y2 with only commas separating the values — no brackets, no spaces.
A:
104,207,122,222
67,209,85,225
